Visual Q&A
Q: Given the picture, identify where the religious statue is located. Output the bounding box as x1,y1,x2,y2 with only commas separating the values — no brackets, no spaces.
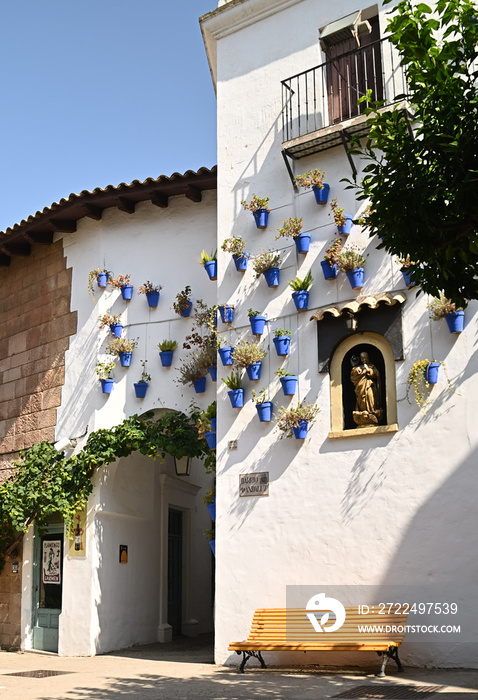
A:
350,351,383,426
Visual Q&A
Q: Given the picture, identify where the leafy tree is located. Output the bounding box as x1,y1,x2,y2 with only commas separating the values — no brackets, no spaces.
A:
351,0,478,307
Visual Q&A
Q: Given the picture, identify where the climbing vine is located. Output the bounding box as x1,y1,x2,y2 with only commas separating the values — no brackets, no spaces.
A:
0,410,209,569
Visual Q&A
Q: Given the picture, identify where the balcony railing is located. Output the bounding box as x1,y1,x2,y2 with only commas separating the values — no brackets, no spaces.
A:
281,38,407,148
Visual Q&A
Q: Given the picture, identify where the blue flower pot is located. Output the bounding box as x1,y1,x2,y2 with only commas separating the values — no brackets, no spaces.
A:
209,539,216,556
121,285,133,300
250,315,266,335
246,361,262,381
273,335,291,356
338,215,353,235
134,382,148,398
445,310,464,334
119,352,132,367
293,420,309,439
253,208,269,229
294,233,311,254
233,253,249,271
159,350,174,367
280,375,298,396
263,267,280,288
346,267,364,290
321,260,338,280
205,430,216,450
219,346,234,365
228,388,244,408
97,272,108,288
193,376,207,393
146,291,160,307
312,183,330,205
180,301,192,317
425,362,440,384
207,497,216,521
219,304,234,324
292,290,309,312
110,323,123,338
204,260,217,281
100,378,114,394
402,269,415,288
210,418,217,432
256,401,273,422
208,366,217,382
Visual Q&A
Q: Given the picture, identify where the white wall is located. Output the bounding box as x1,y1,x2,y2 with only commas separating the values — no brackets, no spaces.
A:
203,0,478,668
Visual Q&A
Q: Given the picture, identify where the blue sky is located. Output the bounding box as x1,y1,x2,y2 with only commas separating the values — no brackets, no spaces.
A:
0,0,217,231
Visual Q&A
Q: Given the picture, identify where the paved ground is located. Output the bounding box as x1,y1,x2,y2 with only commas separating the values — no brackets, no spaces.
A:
1,635,478,700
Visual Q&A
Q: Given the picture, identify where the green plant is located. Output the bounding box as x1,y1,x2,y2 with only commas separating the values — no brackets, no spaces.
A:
232,340,266,367
221,369,243,390
406,359,455,413
273,328,291,338
137,360,151,384
196,401,217,437
173,286,192,316
221,236,247,256
199,249,217,266
241,194,271,213
276,402,320,438
294,169,326,189
158,339,178,352
203,484,215,505
251,387,268,405
275,368,294,378
98,312,122,330
203,526,215,542
427,291,462,320
276,217,303,240
88,268,110,302
397,255,419,269
323,238,343,264
248,309,262,318
252,250,281,278
139,281,162,295
109,273,131,289
105,337,137,356
176,352,208,386
288,270,313,292
330,198,347,228
95,360,115,380
337,247,366,272
183,299,219,351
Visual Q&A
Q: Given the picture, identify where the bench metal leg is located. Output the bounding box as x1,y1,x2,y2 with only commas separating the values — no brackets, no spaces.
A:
376,647,404,677
236,650,267,673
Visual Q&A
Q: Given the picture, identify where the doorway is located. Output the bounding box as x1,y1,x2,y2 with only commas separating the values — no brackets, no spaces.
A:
167,508,183,637
32,522,64,652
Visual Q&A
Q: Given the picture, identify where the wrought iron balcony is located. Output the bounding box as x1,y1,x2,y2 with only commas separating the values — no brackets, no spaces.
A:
281,38,407,159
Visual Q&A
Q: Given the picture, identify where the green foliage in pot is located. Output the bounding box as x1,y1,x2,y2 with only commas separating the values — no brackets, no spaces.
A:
337,247,366,272
98,312,122,330
251,387,268,405
198,249,217,266
137,360,151,384
88,268,111,302
105,337,137,356
252,250,282,278
173,286,192,316
221,369,243,390
203,526,215,542
196,401,217,437
95,360,115,380
204,483,215,505
273,328,291,338
323,238,343,264
406,359,455,413
330,198,347,228
232,340,266,367
221,236,247,256
183,298,219,351
276,217,303,240
288,270,313,292
276,401,320,438
158,339,178,352
139,281,162,295
275,368,295,378
427,291,464,320
248,309,262,318
177,352,209,386
241,194,271,212
294,169,326,189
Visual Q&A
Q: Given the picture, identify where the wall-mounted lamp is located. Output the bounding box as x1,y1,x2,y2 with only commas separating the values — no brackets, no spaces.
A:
345,312,358,332
174,455,191,477
54,426,88,453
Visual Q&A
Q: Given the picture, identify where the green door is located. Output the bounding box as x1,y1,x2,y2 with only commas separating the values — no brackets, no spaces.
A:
32,523,64,652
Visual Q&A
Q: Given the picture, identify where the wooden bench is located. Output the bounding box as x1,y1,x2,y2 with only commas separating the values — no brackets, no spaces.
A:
229,607,408,676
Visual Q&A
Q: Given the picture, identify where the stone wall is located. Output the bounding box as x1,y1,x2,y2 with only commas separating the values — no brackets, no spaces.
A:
0,546,22,650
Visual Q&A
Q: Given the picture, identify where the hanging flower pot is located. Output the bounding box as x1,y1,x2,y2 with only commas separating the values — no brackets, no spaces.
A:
346,267,364,290
249,315,266,335
445,310,465,334
253,209,269,229
119,351,132,367
219,304,234,324
145,291,160,307
321,260,338,280
159,350,174,367
180,300,193,317
280,375,298,396
246,361,262,381
207,497,216,521
294,233,311,254
210,417,217,432
292,290,309,312
219,346,234,366
338,215,353,235
209,539,216,556
228,388,244,408
204,430,216,450
204,260,217,281
425,362,441,384
97,272,108,288
292,420,309,439
256,401,273,422
233,253,249,271
312,183,330,205
263,267,280,288
402,269,415,288
273,335,291,356
100,378,114,394
109,323,123,338
193,376,207,393
208,366,217,382
121,285,133,300
134,382,148,398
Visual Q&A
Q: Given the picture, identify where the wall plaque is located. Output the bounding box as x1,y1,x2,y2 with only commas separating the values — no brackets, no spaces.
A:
239,472,269,497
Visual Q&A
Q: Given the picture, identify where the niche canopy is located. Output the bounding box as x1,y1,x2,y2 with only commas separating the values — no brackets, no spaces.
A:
319,10,372,51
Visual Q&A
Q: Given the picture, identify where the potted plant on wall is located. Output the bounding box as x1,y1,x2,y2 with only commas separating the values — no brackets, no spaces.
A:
396,255,419,288
241,194,271,229
158,339,178,367
218,343,234,366
204,525,215,556
177,352,208,393
427,291,465,334
106,336,138,367
139,281,163,308
199,249,218,281
406,359,455,413
273,328,291,356
330,198,353,235
252,250,282,288
173,286,193,317
276,217,310,254
133,360,151,398
221,236,249,271
218,303,235,325
337,247,366,290
204,484,216,521
252,388,273,422
248,309,267,336
232,339,266,381
288,270,313,311
197,400,217,437
321,237,342,280
88,268,111,301
98,312,123,338
95,360,115,394
277,401,320,439
222,369,244,408
294,169,329,205
275,368,298,396
110,273,133,300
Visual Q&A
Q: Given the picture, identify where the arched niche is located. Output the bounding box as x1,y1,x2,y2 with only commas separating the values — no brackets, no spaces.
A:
329,331,398,439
